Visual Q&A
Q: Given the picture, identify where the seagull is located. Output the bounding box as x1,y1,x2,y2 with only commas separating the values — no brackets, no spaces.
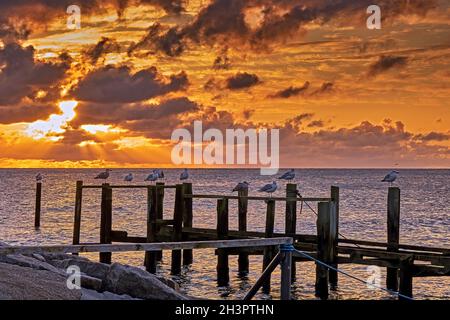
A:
35,173,43,182
153,169,164,179
232,181,249,192
278,169,295,181
124,173,133,182
94,169,111,180
145,173,158,182
180,169,189,181
382,170,399,186
258,181,277,197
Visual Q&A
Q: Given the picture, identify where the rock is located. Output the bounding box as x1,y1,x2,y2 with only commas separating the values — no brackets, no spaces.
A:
103,263,187,300
80,274,103,291
40,253,90,262
0,241,10,247
0,254,64,275
80,288,139,300
0,262,81,300
156,276,180,291
31,253,46,262
46,258,110,280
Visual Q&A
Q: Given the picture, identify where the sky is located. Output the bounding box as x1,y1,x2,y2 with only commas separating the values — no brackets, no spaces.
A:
0,0,449,168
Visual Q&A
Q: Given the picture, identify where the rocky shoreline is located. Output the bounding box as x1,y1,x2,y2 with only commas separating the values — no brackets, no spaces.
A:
0,242,188,300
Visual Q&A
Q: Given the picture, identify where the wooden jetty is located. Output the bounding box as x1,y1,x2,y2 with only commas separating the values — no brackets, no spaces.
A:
35,180,450,299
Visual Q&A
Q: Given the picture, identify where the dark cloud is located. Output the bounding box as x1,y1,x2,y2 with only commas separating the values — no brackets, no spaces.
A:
0,103,58,124
212,50,231,70
85,37,121,64
414,132,450,142
268,81,310,98
368,55,408,77
70,66,188,103
226,72,260,90
310,82,334,96
0,42,68,105
307,120,325,128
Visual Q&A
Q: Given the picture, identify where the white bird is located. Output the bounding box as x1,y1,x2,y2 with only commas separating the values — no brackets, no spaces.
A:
145,173,158,182
35,173,43,182
153,169,164,179
95,169,111,180
278,169,295,181
124,173,133,182
232,181,249,192
382,170,399,185
180,169,189,181
258,181,277,197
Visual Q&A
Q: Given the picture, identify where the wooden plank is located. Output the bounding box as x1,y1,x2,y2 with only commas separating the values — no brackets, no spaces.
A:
184,194,331,202
82,185,177,189
386,187,400,290
34,182,42,228
280,247,293,300
329,186,339,286
238,188,249,274
182,183,193,265
171,184,184,274
399,258,414,300
155,182,164,261
262,199,276,294
72,181,83,247
339,238,450,254
216,198,230,286
0,238,294,255
99,184,112,264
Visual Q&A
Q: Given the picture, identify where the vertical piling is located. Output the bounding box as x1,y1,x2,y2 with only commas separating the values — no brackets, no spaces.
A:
399,257,414,300
155,182,164,261
216,198,230,286
262,199,276,294
34,182,42,228
280,244,293,300
171,184,184,274
329,186,339,287
99,183,112,264
285,183,297,280
72,181,83,251
387,187,400,290
145,186,157,273
238,188,249,274
315,201,335,300
182,183,193,265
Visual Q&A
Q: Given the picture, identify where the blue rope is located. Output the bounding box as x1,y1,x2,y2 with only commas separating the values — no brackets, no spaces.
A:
280,244,295,252
292,248,414,301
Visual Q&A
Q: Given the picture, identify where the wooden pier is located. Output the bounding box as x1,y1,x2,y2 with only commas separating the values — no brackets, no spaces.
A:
64,181,450,299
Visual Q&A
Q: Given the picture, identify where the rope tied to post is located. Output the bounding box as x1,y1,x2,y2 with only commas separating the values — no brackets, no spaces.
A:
280,243,295,252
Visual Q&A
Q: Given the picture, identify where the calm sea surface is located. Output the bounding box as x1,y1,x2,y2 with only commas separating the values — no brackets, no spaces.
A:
0,169,448,300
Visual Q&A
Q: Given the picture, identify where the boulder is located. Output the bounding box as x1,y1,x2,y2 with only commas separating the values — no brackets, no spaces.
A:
0,254,64,275
46,258,110,280
80,274,103,291
80,288,138,300
0,262,81,300
103,263,187,300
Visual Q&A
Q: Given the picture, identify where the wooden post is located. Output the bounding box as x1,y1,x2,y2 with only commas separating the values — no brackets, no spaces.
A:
238,188,249,274
262,199,275,294
171,184,184,274
285,183,297,280
99,183,112,264
315,201,335,300
329,186,339,287
34,182,42,228
144,186,157,273
72,181,83,249
399,258,414,300
216,198,229,287
155,182,164,261
280,245,293,300
182,183,193,265
386,187,400,290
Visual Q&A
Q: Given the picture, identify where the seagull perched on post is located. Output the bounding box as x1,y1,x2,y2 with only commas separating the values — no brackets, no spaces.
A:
258,181,277,197
278,169,295,181
382,170,399,186
95,169,111,180
180,169,189,181
232,181,249,192
36,173,43,182
145,173,158,183
124,173,133,182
